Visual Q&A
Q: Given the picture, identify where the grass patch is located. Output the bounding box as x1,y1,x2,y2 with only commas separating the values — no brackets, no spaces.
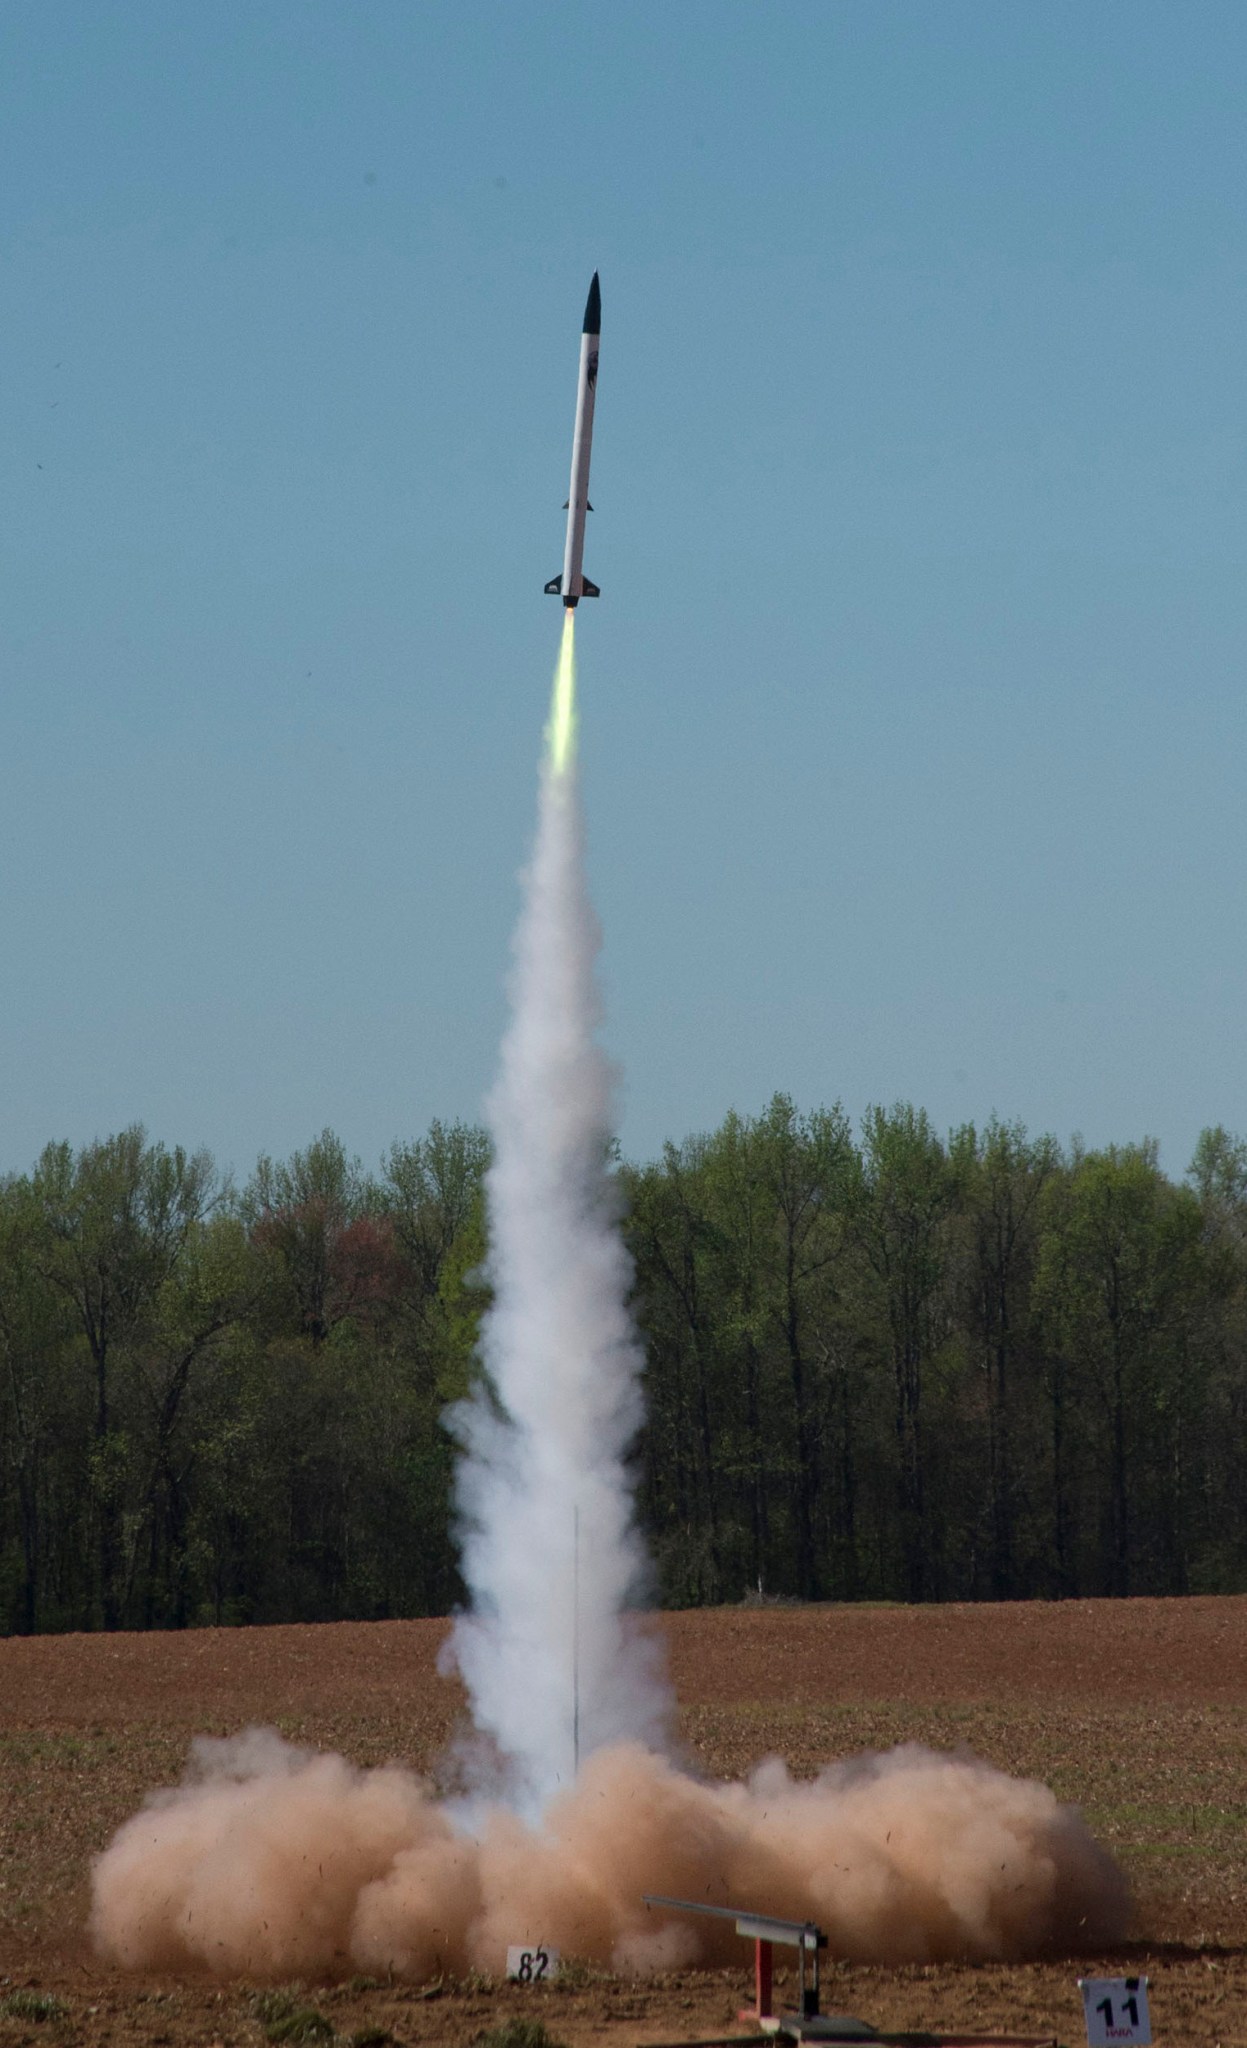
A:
0,1991,67,2022
1085,1800,1247,1852
546,1957,600,1991
251,1991,298,2026
264,2012,334,2045
249,1990,334,2044
473,2022,569,2048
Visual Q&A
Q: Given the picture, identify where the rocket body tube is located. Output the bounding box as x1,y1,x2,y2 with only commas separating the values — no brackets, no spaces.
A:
545,274,601,609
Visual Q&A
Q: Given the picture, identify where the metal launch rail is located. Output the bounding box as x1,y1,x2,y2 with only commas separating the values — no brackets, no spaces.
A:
640,1893,833,2031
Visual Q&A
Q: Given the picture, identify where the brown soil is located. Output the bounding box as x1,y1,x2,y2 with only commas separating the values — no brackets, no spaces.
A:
2,1598,1245,2048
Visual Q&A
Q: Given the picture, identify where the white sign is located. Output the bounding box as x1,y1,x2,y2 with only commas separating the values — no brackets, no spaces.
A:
506,1944,560,1984
1079,1977,1151,2046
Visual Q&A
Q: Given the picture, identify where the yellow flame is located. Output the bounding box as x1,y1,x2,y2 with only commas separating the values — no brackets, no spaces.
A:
547,609,577,774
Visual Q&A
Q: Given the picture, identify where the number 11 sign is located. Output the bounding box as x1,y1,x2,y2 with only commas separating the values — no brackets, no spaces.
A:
1078,1976,1151,2045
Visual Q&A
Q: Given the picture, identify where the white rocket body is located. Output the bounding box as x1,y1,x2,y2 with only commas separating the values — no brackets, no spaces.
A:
545,274,601,609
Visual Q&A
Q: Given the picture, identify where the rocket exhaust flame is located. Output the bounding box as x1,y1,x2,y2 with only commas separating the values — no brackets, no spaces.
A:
547,609,578,777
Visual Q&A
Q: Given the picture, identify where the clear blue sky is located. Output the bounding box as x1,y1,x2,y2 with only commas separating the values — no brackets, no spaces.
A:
4,1,1244,1180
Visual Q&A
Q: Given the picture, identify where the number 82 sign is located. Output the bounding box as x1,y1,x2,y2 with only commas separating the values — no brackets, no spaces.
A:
506,1945,559,1984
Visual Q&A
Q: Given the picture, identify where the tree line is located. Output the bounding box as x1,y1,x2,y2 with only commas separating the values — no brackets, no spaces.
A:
2,1101,1245,1633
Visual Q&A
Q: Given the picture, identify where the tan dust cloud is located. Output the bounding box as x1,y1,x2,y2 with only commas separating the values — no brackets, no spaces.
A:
90,1733,1127,1976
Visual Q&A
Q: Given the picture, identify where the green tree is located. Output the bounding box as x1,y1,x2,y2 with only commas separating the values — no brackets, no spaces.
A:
127,1210,265,1625
245,1130,398,1348
0,1175,80,1630
31,1129,217,1627
628,1097,857,1603
1035,1143,1216,1594
848,1105,962,1600
954,1120,1059,1596
382,1119,491,1400
1185,1128,1247,1587
627,1131,737,1603
720,1096,854,1599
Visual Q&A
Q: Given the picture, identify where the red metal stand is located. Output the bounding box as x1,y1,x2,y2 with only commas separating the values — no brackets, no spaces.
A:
739,1935,774,2023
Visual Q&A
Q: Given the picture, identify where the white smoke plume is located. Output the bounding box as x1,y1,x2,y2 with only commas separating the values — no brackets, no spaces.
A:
443,617,669,1812
88,622,1132,1976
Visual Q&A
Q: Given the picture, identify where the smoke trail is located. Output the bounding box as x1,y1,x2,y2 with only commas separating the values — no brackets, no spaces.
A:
445,613,669,1813
87,619,1132,1978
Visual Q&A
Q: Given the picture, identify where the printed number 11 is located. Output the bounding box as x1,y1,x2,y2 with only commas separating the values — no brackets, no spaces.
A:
1097,1994,1140,2027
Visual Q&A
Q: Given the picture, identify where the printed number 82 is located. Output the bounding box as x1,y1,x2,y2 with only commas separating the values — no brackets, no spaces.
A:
518,1949,549,1982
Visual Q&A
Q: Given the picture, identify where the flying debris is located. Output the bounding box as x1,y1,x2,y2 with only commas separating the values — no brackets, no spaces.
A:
545,272,601,609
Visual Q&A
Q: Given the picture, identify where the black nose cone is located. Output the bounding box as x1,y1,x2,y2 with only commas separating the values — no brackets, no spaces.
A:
582,272,601,335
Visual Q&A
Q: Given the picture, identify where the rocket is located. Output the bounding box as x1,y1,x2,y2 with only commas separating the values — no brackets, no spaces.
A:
545,273,601,609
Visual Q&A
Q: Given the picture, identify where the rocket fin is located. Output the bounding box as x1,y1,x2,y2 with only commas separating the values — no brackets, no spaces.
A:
544,575,563,595
581,577,600,598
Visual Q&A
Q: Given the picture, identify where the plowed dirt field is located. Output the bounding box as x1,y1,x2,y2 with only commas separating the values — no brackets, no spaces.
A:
2,1599,1245,2048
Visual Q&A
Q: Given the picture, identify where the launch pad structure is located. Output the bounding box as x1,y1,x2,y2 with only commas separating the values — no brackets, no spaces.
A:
642,1892,832,2032
640,1894,1060,2047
